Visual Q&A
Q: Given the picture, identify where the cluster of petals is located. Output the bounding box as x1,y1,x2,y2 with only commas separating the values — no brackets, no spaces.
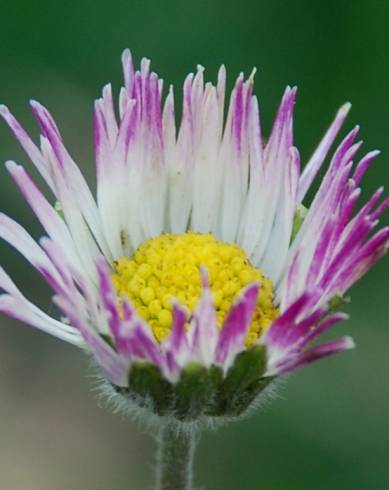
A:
0,49,387,387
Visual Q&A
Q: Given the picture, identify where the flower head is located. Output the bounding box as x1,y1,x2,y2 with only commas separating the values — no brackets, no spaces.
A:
0,50,387,422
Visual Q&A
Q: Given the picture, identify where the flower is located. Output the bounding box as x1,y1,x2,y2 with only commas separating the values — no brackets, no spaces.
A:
0,50,388,422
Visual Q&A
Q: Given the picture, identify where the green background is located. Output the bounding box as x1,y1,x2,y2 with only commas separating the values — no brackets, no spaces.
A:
0,1,388,489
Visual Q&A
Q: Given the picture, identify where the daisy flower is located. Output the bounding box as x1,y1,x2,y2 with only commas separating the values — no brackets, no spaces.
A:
0,51,388,487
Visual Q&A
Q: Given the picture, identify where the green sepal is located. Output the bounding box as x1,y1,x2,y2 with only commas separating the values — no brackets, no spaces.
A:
117,347,272,420
173,363,220,421
216,345,268,416
128,362,174,415
291,204,308,242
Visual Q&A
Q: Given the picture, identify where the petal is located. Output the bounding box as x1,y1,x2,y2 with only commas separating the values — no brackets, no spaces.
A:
54,294,129,386
298,102,351,203
0,266,82,346
215,282,259,370
188,268,218,366
0,104,55,190
274,337,355,375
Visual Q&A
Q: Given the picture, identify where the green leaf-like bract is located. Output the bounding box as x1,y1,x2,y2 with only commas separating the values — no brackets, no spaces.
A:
121,345,270,421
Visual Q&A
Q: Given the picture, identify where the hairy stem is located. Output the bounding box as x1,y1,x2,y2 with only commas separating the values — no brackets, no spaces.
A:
155,423,197,490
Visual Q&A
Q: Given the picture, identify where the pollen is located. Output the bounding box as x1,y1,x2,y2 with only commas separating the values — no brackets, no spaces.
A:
112,232,278,347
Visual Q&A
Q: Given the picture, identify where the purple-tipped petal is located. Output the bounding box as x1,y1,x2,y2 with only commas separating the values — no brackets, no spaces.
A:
0,266,83,346
276,336,355,375
124,323,166,373
263,292,320,347
55,294,129,386
215,283,259,370
96,258,121,338
0,105,55,190
301,312,349,347
189,268,218,366
169,303,188,351
298,102,351,203
0,50,387,390
352,150,380,185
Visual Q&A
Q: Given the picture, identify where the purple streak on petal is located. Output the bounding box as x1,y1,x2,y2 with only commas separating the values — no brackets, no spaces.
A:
263,309,351,377
307,127,359,214
30,99,61,138
328,127,360,174
0,105,55,190
54,295,129,386
37,263,69,298
300,312,349,347
331,227,389,292
359,227,389,258
30,101,110,258
126,324,165,371
6,162,76,254
165,350,179,376
0,264,79,344
30,101,68,168
0,293,83,346
338,186,361,228
215,283,259,368
298,102,351,203
264,292,318,346
167,302,188,355
306,217,336,286
162,302,189,378
352,150,380,185
371,196,389,221
334,187,383,250
143,69,152,127
96,258,121,338
278,337,355,375
0,212,62,287
359,187,384,216
40,237,75,287
294,151,381,296
280,307,327,348
43,239,104,333
266,86,297,159
133,71,143,115
320,217,375,291
281,252,301,307
121,298,134,322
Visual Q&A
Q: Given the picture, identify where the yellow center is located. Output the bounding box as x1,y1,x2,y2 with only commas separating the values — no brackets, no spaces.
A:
112,232,278,347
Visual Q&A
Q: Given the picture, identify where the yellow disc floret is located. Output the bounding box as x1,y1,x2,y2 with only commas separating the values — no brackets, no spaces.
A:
112,232,278,346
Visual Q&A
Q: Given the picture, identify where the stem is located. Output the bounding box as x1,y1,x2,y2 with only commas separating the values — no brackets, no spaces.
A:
155,423,197,490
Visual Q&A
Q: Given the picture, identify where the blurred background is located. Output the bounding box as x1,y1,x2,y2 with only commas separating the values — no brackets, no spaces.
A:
0,0,388,489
